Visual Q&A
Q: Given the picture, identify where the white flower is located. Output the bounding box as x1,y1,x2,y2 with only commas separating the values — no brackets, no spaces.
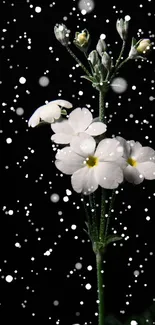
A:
55,133,124,195
51,107,107,144
116,136,155,184
28,99,72,128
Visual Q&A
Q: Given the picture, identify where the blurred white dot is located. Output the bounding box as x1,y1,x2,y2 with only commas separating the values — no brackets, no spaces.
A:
134,270,140,277
78,0,95,14
16,107,24,116
63,196,69,202
19,77,26,84
35,6,42,13
111,77,128,93
50,193,60,203
39,76,50,87
87,265,92,271
75,262,82,270
53,300,59,306
5,275,13,283
6,138,12,144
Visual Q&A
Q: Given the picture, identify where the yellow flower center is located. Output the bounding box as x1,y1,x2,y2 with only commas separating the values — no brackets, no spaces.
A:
77,33,87,45
86,156,99,168
127,157,137,167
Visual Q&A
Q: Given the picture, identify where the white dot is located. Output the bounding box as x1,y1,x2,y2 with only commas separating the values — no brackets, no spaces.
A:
15,242,21,248
100,34,106,40
8,210,14,215
125,15,131,21
71,224,77,230
78,90,83,96
35,6,42,13
85,283,91,290
5,275,13,283
16,107,24,116
6,138,12,144
111,77,128,93
130,321,138,325
50,193,60,203
19,77,26,84
39,76,49,87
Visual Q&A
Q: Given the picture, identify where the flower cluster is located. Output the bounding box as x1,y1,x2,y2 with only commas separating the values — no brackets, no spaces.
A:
28,101,155,195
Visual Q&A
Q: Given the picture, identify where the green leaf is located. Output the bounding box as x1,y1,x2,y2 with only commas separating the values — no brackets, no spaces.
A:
106,235,122,246
81,75,95,82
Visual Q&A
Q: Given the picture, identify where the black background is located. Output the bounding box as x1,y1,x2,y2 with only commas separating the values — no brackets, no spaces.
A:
1,0,155,324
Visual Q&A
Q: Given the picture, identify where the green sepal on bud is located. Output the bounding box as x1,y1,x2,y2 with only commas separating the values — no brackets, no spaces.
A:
128,37,151,59
101,51,112,71
96,38,107,56
61,109,67,116
73,29,90,52
54,23,70,46
116,18,129,41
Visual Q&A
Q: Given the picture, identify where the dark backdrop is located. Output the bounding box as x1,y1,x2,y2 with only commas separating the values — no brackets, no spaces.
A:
1,0,155,324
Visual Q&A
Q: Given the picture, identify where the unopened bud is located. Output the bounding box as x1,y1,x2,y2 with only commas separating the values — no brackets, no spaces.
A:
54,24,70,46
96,38,107,56
101,52,111,71
136,39,151,54
88,50,100,66
116,18,129,41
128,37,151,59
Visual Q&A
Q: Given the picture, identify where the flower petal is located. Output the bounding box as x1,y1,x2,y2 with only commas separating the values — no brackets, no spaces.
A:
124,165,144,184
116,136,131,159
51,133,73,144
51,118,73,134
28,108,41,127
52,99,73,109
40,103,61,122
68,107,92,133
55,147,84,174
95,138,124,161
136,147,155,163
70,133,96,157
95,162,123,189
128,140,142,159
85,122,107,136
71,166,98,194
136,162,155,180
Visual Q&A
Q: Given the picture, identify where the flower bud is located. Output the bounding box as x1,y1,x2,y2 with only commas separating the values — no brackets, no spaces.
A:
73,29,90,52
116,18,129,41
101,52,111,71
128,37,151,59
96,38,107,56
88,50,100,66
54,24,70,46
136,39,151,54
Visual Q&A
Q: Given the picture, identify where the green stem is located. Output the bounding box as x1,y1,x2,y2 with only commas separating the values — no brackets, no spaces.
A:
104,190,116,241
115,40,126,69
99,89,105,123
99,189,105,242
96,252,104,325
84,52,95,74
89,194,98,241
66,46,91,76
